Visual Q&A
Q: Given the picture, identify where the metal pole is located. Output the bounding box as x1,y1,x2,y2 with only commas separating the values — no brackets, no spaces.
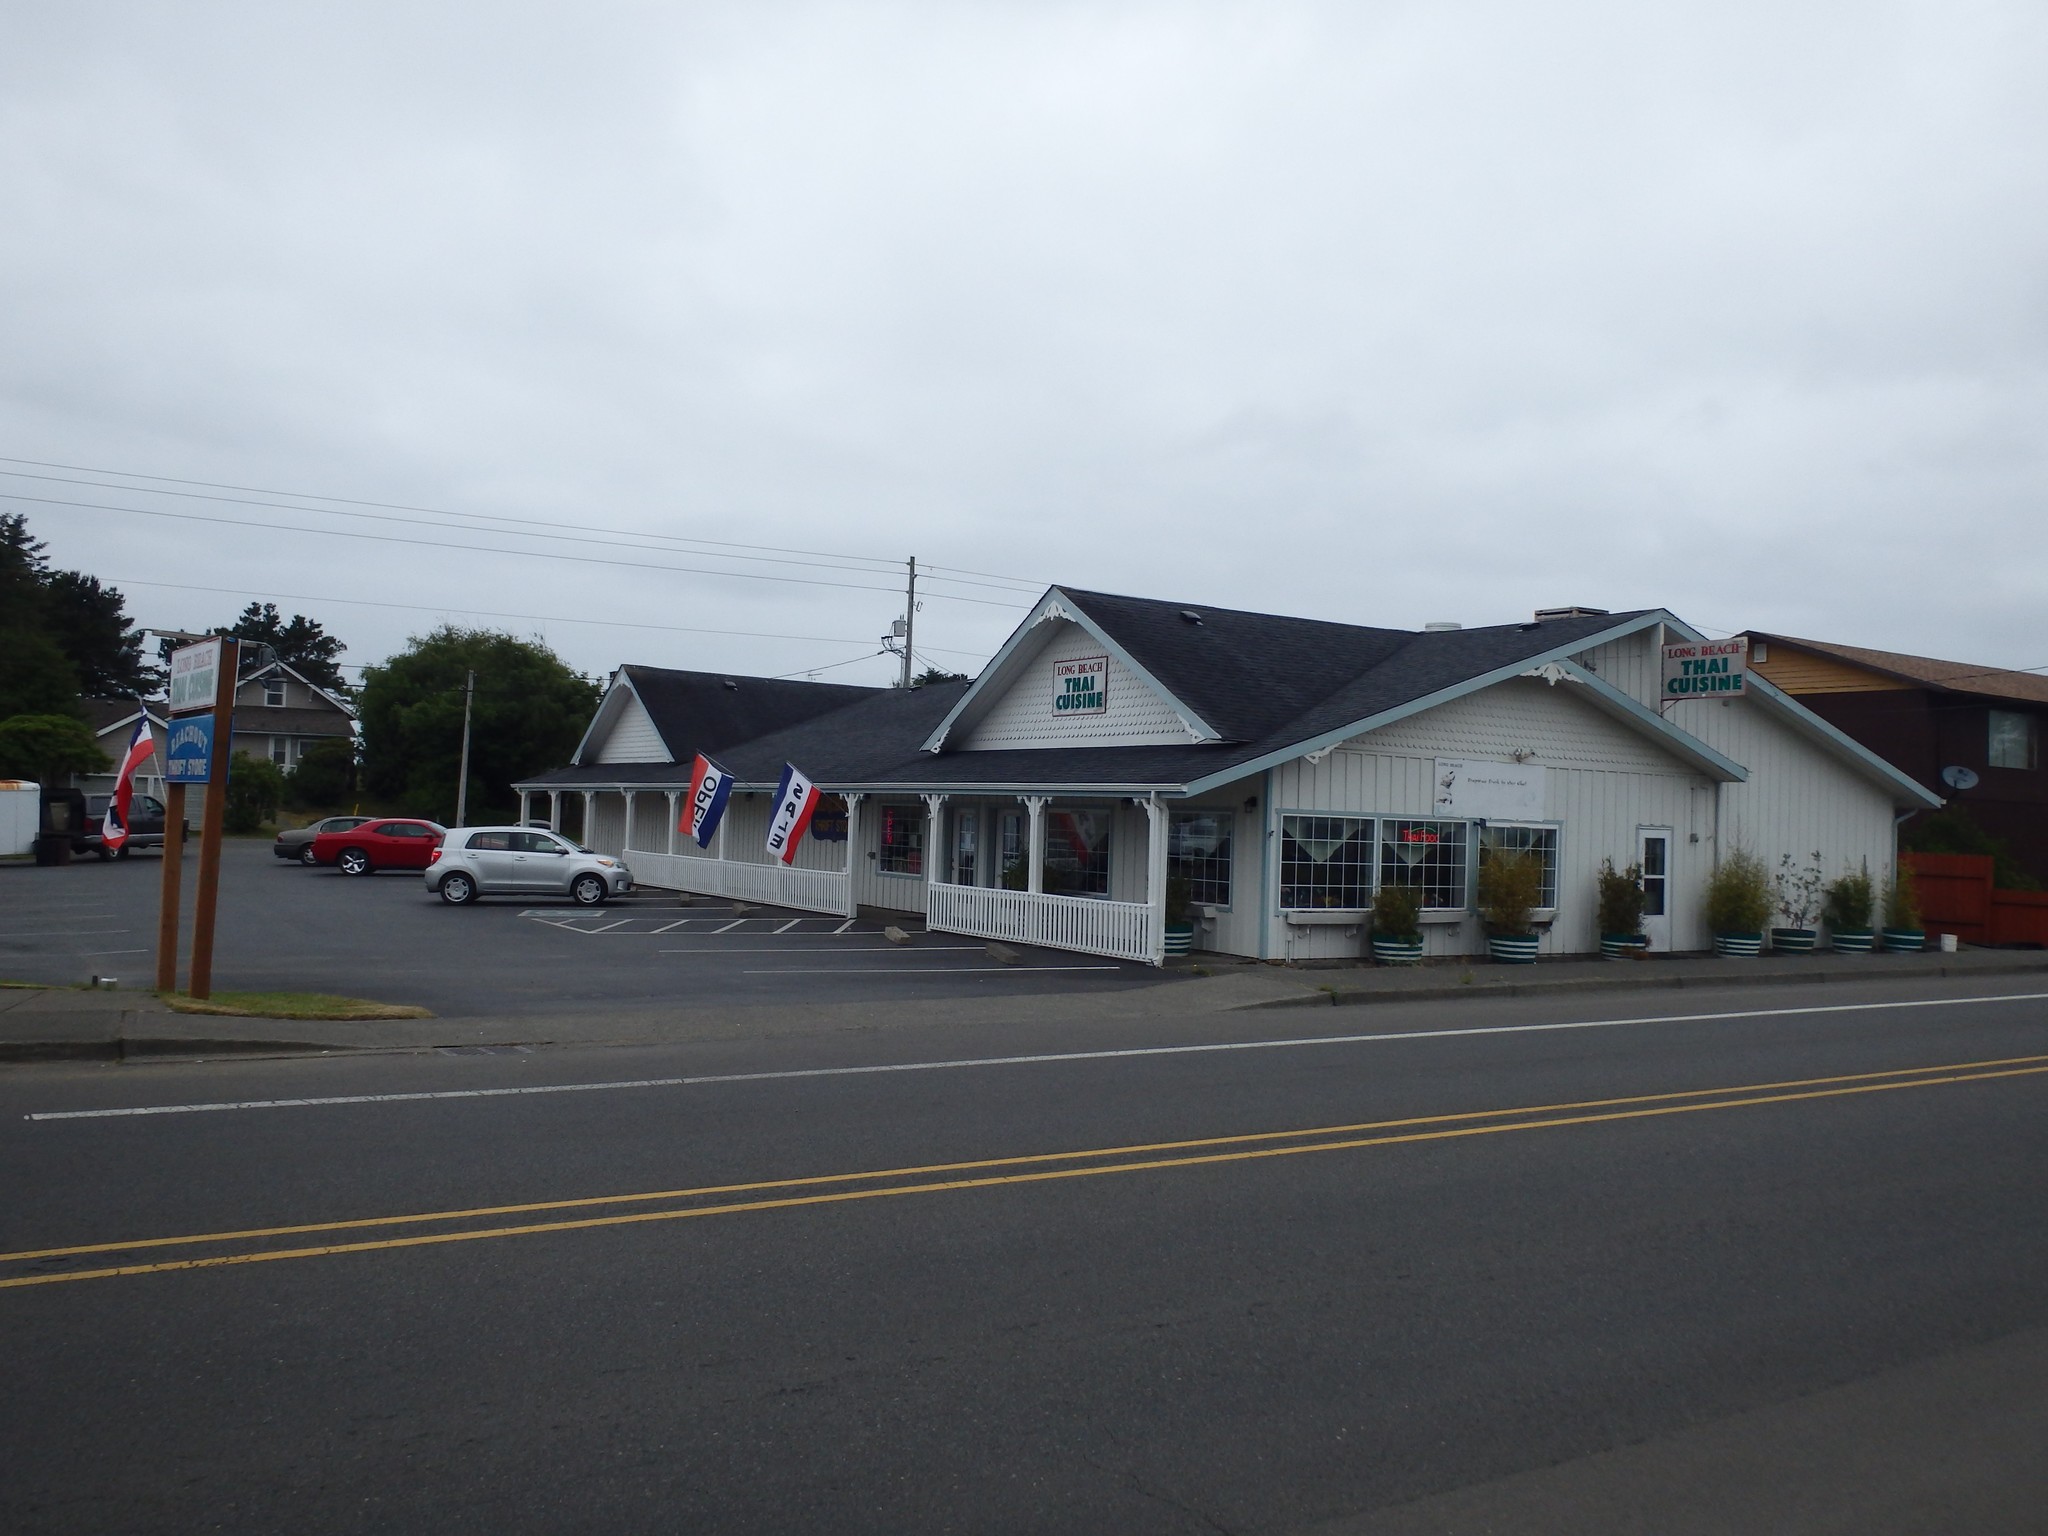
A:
454,669,475,827
187,638,239,1001
900,556,917,689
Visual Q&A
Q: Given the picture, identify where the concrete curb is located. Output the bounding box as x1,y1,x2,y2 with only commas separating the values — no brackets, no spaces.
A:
1239,955,2048,1010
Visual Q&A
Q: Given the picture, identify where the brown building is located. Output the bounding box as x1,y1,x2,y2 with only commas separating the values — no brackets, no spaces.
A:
1742,632,2048,882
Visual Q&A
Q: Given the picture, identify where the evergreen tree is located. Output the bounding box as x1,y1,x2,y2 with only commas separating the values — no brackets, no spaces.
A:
216,602,348,693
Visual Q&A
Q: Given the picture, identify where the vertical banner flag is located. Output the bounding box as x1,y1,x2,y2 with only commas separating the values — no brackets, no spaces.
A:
764,762,822,866
684,754,735,849
101,706,156,852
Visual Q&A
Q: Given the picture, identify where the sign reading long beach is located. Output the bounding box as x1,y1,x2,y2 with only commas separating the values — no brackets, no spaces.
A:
1053,655,1109,714
1661,637,1748,699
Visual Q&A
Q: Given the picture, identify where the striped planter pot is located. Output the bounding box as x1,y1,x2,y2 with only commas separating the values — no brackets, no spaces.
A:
1770,928,1817,954
1164,922,1196,957
1714,932,1764,958
1599,934,1648,961
1880,927,1924,953
1488,934,1540,965
1830,927,1875,954
1371,934,1425,966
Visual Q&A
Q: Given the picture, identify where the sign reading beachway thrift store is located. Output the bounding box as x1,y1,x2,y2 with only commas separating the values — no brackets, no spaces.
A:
1661,637,1748,700
1053,655,1108,715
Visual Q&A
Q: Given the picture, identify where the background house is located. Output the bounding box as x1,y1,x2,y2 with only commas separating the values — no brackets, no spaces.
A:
229,660,356,772
1744,632,2048,883
72,699,168,804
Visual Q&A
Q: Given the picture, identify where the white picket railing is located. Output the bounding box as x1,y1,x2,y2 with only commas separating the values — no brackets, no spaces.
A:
623,847,850,917
927,882,1160,965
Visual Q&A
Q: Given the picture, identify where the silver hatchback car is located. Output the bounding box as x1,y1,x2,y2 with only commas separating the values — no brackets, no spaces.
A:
426,826,634,906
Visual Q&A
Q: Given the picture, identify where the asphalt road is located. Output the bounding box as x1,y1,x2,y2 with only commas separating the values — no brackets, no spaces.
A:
0,839,1178,1014
5,976,2047,1533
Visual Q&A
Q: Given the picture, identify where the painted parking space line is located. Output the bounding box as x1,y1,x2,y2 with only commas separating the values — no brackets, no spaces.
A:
650,918,695,934
2,929,131,939
26,994,2048,1124
774,919,801,934
742,965,1128,975
659,946,989,954
834,919,857,934
712,919,747,933
78,948,148,956
587,919,632,934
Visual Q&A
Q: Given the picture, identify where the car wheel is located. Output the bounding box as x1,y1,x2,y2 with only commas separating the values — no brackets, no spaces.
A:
338,847,373,876
440,872,478,905
95,844,113,861
115,845,131,860
298,844,319,866
570,873,607,906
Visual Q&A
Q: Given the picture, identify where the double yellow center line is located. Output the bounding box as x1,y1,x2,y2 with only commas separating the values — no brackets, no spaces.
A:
8,1052,2047,1291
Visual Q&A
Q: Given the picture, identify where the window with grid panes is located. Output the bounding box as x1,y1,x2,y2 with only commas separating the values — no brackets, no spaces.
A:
1379,819,1469,909
1480,824,1559,908
1041,808,1110,896
1989,710,2039,770
1168,811,1233,908
1280,815,1374,909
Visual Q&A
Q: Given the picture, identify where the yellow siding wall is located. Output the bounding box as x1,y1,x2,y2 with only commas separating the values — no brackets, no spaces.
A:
1752,650,1910,696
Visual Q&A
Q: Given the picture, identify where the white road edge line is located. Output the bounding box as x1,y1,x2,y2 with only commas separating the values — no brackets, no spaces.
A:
658,946,989,954
24,990,2048,1123
743,966,1125,974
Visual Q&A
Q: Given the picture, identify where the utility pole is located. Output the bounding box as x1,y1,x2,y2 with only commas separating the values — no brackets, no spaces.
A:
454,669,475,827
186,637,239,1001
900,556,917,689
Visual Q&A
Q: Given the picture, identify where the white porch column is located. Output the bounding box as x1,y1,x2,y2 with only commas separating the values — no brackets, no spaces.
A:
622,790,638,854
922,794,948,894
1144,795,1169,967
1023,796,1048,895
716,799,728,862
580,790,595,846
842,794,865,918
665,791,680,856
517,790,531,827
548,791,561,831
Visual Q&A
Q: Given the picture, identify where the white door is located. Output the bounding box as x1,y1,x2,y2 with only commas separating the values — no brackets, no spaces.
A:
1639,828,1673,952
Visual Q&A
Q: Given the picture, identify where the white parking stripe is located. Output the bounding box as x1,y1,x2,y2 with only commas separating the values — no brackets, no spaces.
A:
742,965,1126,975
659,945,988,954
774,919,801,934
587,919,632,933
833,919,857,933
712,919,746,933
649,919,695,934
30,990,2048,1123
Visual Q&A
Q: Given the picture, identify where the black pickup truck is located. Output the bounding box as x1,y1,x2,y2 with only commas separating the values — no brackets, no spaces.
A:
80,790,172,858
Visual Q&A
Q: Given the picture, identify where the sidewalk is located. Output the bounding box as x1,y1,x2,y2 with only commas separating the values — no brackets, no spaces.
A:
4,948,2046,1062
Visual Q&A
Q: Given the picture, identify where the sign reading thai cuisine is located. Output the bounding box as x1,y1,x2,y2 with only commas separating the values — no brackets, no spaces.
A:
1661,637,1748,699
765,762,822,865
683,754,734,848
1052,655,1109,714
167,637,223,715
1434,758,1546,820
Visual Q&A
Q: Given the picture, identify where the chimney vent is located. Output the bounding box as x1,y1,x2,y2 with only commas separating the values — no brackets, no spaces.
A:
1533,605,1610,621
1422,621,1462,632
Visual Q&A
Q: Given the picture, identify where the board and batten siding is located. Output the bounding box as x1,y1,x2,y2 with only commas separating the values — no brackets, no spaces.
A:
961,620,1196,750
1268,678,1709,961
590,690,671,764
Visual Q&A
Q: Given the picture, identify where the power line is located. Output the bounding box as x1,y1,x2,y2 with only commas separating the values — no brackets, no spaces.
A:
773,649,893,680
104,575,992,659
6,491,1031,608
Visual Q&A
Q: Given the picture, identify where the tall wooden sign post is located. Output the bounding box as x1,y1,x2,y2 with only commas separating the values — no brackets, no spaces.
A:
158,636,237,999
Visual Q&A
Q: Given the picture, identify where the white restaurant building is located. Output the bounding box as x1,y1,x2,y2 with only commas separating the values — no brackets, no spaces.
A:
516,588,1938,966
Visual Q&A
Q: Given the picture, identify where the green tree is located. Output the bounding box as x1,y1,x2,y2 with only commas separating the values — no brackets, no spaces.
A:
225,750,287,833
286,736,357,809
0,512,156,707
215,602,348,693
358,628,598,825
912,665,971,686
0,714,108,786
42,570,157,696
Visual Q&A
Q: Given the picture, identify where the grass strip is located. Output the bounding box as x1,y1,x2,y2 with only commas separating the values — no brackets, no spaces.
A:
159,991,433,1021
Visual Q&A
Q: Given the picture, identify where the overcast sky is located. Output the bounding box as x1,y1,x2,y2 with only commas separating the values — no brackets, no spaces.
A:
4,2,2044,692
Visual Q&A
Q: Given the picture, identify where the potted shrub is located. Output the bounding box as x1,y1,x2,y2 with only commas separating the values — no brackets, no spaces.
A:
1823,865,1876,954
1163,872,1196,957
1771,851,1823,954
1596,859,1648,960
1369,882,1424,965
1881,860,1924,953
1706,849,1771,956
1478,849,1544,963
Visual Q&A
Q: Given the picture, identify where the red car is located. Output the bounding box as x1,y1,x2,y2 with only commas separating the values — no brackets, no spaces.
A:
309,818,446,875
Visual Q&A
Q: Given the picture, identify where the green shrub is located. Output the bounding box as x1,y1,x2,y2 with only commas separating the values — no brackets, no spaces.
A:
1774,851,1824,929
1477,850,1543,936
286,738,355,808
225,751,287,833
1595,859,1646,937
1705,849,1772,934
1883,860,1921,930
1823,866,1875,931
1370,881,1423,939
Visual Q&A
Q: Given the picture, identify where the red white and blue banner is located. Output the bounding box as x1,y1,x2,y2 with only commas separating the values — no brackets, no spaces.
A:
684,754,735,849
101,709,157,852
764,762,822,866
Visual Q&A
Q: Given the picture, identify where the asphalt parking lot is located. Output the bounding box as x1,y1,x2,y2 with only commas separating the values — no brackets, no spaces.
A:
0,839,1181,1018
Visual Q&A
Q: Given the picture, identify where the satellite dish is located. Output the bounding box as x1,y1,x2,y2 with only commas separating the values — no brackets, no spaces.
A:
1942,765,1979,791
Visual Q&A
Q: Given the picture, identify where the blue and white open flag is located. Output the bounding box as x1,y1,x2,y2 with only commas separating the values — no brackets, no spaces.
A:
684,754,735,848
764,762,822,866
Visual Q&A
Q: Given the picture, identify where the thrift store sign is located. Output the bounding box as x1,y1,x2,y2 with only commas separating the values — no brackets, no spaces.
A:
1053,656,1109,715
1661,637,1749,699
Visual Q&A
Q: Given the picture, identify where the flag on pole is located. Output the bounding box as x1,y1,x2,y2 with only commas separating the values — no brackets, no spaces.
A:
764,762,822,866
101,707,157,853
684,754,735,848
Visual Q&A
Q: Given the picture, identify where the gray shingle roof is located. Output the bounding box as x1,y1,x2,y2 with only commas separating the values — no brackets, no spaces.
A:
611,665,879,762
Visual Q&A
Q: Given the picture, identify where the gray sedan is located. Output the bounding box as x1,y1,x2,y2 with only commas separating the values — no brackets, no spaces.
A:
275,815,373,864
426,826,634,906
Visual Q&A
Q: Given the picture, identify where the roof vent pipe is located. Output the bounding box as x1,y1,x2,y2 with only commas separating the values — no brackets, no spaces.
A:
1422,621,1462,632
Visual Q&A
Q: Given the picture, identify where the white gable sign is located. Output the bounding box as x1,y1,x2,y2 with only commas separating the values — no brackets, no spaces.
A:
1052,655,1108,716
1435,758,1546,820
1661,637,1748,699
